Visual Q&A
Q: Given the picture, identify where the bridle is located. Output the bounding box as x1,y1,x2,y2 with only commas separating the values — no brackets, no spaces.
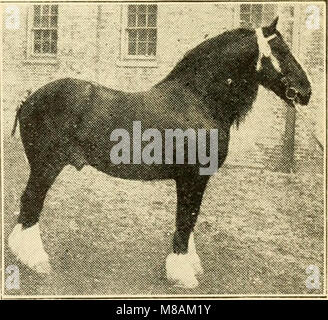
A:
255,28,321,151
280,76,299,102
255,28,281,72
256,28,300,104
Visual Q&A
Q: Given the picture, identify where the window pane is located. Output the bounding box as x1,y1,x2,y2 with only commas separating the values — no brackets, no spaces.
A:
148,14,156,27
34,5,41,15
43,30,50,39
128,5,136,14
148,29,157,42
34,30,42,40
137,42,146,55
41,15,49,28
51,30,57,40
240,13,250,23
138,29,147,41
240,4,251,13
50,15,58,27
241,20,251,28
148,5,157,14
34,15,40,27
128,14,136,27
251,4,263,27
128,29,137,41
42,5,49,15
51,5,58,15
147,42,156,56
51,41,57,53
137,14,146,27
42,41,50,53
138,5,146,13
128,41,136,55
34,41,41,53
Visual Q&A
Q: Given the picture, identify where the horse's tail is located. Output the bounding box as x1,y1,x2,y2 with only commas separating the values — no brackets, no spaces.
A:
11,104,21,137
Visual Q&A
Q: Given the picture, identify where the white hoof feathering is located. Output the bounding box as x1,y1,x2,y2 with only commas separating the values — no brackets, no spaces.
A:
187,232,203,275
166,253,199,288
8,223,51,274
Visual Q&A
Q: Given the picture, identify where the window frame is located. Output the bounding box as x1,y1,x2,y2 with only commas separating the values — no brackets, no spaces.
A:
27,4,59,59
238,3,278,30
239,3,264,28
120,4,158,61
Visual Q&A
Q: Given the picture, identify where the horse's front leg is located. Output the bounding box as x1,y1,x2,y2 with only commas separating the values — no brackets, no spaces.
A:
166,175,209,288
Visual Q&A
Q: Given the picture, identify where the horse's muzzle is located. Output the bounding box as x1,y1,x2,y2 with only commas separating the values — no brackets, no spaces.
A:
297,91,311,105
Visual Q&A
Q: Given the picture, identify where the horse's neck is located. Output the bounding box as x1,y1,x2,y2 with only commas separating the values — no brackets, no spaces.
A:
156,32,259,126
157,73,259,127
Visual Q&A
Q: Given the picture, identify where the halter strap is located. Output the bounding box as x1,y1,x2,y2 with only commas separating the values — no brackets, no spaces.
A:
255,28,280,72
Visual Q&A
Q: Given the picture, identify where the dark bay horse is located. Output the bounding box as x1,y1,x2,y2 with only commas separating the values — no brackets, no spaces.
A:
9,17,311,288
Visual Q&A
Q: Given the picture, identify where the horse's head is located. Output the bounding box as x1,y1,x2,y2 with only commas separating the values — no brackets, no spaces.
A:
256,17,311,106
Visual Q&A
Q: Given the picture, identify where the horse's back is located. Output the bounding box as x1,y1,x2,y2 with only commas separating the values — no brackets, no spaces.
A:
20,78,118,118
18,78,121,164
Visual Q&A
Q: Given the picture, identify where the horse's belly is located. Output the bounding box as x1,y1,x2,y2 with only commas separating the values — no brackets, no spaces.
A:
92,162,176,181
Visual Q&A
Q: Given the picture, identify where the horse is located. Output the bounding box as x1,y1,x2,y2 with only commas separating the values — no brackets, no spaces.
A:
8,17,311,288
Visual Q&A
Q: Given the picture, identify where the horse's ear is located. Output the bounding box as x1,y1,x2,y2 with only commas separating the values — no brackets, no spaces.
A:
263,17,279,37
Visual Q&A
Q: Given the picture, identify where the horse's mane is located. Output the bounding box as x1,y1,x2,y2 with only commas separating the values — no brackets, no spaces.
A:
156,28,258,127
158,28,254,84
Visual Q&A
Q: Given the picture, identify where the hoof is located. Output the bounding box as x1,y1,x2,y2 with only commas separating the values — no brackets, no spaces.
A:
166,253,199,288
188,253,204,275
8,223,51,274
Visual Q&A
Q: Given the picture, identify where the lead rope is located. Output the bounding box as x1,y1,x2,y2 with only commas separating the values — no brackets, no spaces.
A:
294,105,324,152
255,29,324,153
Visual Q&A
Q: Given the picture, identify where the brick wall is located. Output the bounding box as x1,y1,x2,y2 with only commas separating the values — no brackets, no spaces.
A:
2,3,324,174
294,3,325,173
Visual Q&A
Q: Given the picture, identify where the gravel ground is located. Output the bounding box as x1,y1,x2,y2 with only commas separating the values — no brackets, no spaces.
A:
3,135,325,296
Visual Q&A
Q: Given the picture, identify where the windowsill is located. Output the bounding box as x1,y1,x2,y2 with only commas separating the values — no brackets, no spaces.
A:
23,57,59,65
116,58,158,68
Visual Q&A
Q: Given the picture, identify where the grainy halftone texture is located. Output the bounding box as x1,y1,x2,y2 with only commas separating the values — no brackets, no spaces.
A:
2,1,325,297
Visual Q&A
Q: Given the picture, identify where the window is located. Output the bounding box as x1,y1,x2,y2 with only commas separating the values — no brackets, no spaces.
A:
240,4,263,28
32,4,58,55
239,4,277,29
125,4,157,57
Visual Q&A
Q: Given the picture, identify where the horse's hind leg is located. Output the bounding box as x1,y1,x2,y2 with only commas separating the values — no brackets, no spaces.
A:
8,158,64,274
166,175,209,288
